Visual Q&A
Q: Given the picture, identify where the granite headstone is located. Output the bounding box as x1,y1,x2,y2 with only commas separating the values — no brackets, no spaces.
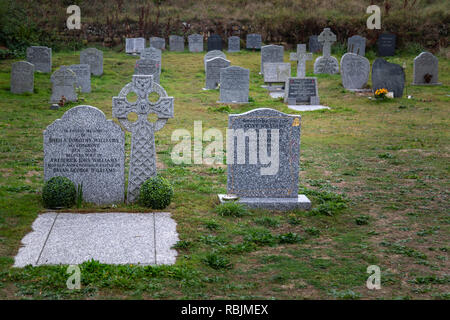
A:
246,33,262,49
204,50,226,70
11,61,34,94
340,53,370,90
284,77,319,105
314,28,339,74
169,35,184,52
263,63,291,84
134,59,160,84
219,66,249,103
26,46,52,73
150,37,166,50
372,58,405,98
377,33,396,56
347,35,366,56
290,44,312,78
228,36,240,52
80,48,103,76
260,45,284,74
126,38,145,54
188,34,204,52
412,52,441,85
205,57,230,89
308,35,322,53
69,64,91,93
207,34,223,51
50,66,78,103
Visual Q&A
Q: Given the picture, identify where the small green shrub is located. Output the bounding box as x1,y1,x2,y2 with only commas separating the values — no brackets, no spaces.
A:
305,227,320,236
42,176,76,209
277,232,302,244
355,215,370,225
172,240,192,249
202,252,233,270
139,176,174,209
254,216,280,228
215,202,249,217
243,228,275,246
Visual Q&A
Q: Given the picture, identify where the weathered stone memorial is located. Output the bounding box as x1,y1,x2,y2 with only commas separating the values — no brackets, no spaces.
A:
219,66,249,103
347,35,366,56
263,63,291,84
69,64,91,93
340,53,370,90
169,35,184,52
44,105,125,204
207,34,223,51
314,28,339,74
203,50,226,70
412,52,441,85
26,46,51,73
260,45,284,74
11,61,34,94
134,59,160,84
188,34,203,52
218,108,311,211
150,37,166,50
228,36,240,52
80,48,103,76
372,58,405,98
290,44,312,78
309,35,322,53
113,75,174,203
284,77,320,105
246,33,262,49
50,66,78,103
141,47,162,62
126,38,145,54
205,57,230,90
377,33,396,56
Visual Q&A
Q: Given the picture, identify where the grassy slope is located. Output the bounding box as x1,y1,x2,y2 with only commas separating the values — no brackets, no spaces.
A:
0,47,448,299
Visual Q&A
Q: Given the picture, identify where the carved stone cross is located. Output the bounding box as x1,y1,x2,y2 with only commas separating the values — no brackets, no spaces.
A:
318,28,336,58
112,75,174,203
290,44,312,78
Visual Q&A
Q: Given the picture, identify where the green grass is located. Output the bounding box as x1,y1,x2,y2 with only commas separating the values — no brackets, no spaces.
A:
0,48,449,300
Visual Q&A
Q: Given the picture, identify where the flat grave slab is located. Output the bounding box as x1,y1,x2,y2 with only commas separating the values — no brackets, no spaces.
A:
287,105,330,112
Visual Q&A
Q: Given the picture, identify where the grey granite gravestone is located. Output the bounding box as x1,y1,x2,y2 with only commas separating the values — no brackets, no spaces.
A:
112,75,174,203
188,34,204,52
44,105,125,204
219,66,249,103
290,44,312,78
246,33,262,49
377,33,396,56
263,63,291,84
228,36,240,52
169,35,184,52
80,48,103,76
347,35,366,56
284,77,320,105
11,61,34,94
260,45,284,74
314,28,339,74
69,64,91,93
218,108,311,211
26,46,52,73
205,57,230,90
204,50,227,71
308,35,322,53
150,37,166,50
412,52,441,85
340,53,370,90
207,34,223,51
141,47,162,62
134,59,160,84
50,66,77,103
126,38,146,54
372,58,405,98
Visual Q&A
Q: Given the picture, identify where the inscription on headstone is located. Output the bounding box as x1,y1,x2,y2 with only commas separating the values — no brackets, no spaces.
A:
11,61,34,94
260,45,284,74
372,58,405,98
205,57,230,89
80,48,103,76
150,37,166,50
50,66,78,103
219,66,249,103
134,59,160,84
284,77,319,105
347,35,366,56
340,53,370,90
44,105,125,204
207,34,223,51
169,35,184,52
246,33,262,49
126,38,146,54
228,36,240,52
69,64,91,93
263,63,291,84
26,46,52,73
188,34,204,52
377,33,396,56
412,52,441,85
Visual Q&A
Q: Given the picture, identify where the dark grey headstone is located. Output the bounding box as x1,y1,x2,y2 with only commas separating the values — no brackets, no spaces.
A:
372,58,405,98
205,57,230,89
284,77,319,105
50,66,77,103
340,53,370,90
207,34,222,51
263,63,291,83
169,35,184,52
347,35,366,56
26,46,51,73
412,52,441,85
80,48,103,76
188,34,203,52
44,105,125,205
69,64,91,93
228,36,240,52
11,61,34,94
377,33,396,56
219,66,249,103
246,33,262,49
134,59,160,84
260,45,284,74
308,35,322,53
150,37,165,50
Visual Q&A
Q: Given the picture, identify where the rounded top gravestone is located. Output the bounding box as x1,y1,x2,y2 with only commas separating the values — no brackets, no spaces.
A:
80,48,103,76
188,34,204,52
340,53,370,90
26,46,52,73
412,52,440,85
372,58,405,98
11,61,35,94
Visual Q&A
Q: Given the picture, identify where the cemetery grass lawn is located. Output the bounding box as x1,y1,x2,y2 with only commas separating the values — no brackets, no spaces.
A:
0,49,449,300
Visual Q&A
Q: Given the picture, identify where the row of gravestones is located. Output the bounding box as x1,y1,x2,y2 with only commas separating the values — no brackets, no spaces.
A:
125,34,263,54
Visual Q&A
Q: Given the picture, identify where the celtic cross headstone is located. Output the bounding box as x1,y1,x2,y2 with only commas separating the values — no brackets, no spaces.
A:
112,75,174,203
318,28,336,57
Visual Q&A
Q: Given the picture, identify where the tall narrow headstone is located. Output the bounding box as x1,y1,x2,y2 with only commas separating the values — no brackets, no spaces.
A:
169,35,184,52
188,34,204,52
112,75,174,203
290,44,312,78
219,66,249,103
308,35,322,53
11,61,34,94
412,52,441,85
80,48,103,76
260,45,284,74
314,28,339,74
205,57,230,89
372,58,405,98
377,33,396,56
26,46,51,73
150,37,166,50
228,36,240,52
347,35,366,56
50,66,78,103
69,64,91,93
44,105,125,204
340,53,370,90
207,34,223,51
219,108,311,211
246,33,262,49
134,59,160,84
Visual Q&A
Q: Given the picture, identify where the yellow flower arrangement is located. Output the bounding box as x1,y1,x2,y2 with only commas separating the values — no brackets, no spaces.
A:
374,88,388,99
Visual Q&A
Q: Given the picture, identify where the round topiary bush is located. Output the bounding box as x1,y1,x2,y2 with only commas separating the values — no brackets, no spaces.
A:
139,176,174,209
42,176,76,209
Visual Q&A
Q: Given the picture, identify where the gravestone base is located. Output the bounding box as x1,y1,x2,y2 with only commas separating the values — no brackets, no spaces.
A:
218,194,311,211
217,100,249,104
346,88,372,93
288,105,330,112
411,82,442,86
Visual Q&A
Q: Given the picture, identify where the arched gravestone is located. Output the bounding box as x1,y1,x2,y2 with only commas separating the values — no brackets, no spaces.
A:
412,52,441,85
188,34,204,52
44,105,125,204
26,46,52,73
246,33,262,49
340,53,370,90
134,59,160,84
69,64,91,93
140,47,162,77
11,61,34,94
112,75,174,203
169,35,184,52
228,36,240,52
260,45,284,74
314,28,339,74
80,48,103,76
150,37,166,50
203,50,226,70
50,66,77,103
372,58,405,98
205,57,230,90
219,66,249,103
207,34,223,51
347,35,366,56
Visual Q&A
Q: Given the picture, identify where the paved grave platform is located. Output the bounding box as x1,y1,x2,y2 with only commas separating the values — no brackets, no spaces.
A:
14,212,179,267
288,105,330,112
